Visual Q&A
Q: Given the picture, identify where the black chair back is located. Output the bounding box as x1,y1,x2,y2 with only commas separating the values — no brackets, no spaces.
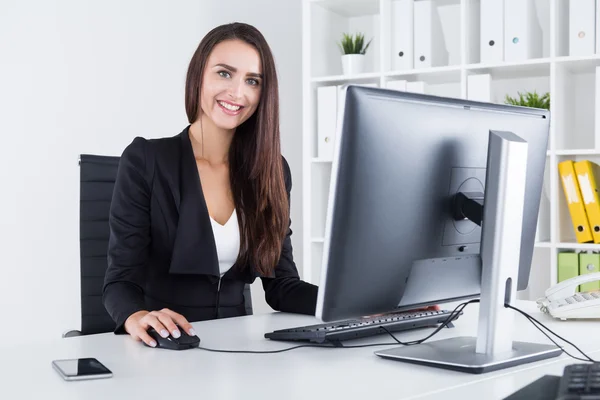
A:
76,154,253,335
79,154,120,334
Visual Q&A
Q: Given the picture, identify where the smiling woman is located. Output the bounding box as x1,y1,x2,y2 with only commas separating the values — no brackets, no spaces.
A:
198,42,263,132
101,22,318,349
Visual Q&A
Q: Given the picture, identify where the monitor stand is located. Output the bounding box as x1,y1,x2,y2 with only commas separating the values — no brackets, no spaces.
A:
374,130,562,374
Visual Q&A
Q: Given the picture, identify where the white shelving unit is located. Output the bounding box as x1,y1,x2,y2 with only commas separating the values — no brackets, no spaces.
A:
302,0,600,301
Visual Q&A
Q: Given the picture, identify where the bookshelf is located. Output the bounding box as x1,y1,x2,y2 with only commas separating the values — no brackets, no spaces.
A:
302,0,600,301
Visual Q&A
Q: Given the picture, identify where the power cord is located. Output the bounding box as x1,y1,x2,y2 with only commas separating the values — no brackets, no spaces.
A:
504,303,598,363
381,301,598,364
195,299,473,354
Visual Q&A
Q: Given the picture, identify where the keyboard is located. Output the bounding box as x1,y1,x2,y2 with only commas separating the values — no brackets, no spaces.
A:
556,363,600,400
264,309,461,344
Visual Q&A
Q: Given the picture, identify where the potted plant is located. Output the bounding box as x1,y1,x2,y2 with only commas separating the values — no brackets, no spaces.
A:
337,32,373,76
504,90,550,110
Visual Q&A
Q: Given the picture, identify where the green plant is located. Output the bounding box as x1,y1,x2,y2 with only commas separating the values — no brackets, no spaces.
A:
337,32,372,55
504,90,550,110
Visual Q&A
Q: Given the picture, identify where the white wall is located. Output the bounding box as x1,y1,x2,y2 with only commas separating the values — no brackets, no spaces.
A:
0,0,303,344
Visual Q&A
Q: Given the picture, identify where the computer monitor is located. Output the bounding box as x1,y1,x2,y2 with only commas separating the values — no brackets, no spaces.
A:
316,84,548,322
315,85,560,373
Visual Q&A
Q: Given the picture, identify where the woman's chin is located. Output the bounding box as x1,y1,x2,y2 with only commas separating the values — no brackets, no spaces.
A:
214,116,244,131
216,121,239,131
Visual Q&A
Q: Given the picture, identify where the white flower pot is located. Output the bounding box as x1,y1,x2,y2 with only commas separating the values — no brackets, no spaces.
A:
341,54,365,76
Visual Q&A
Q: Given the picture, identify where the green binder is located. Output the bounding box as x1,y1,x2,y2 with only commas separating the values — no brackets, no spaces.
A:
558,252,579,292
579,252,600,292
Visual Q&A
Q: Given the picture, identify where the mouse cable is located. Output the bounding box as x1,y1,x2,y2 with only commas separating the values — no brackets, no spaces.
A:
195,342,399,354
194,300,474,354
504,303,598,364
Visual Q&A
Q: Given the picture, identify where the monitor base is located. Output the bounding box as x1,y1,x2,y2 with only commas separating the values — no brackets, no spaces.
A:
374,336,562,374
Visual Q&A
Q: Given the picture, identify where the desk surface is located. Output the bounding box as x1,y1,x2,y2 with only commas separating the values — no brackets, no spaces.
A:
3,300,599,400
413,348,600,400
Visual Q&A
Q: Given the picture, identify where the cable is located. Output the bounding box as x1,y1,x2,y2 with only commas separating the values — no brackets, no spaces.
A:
196,298,599,361
381,299,479,346
196,341,403,354
195,299,479,354
505,303,592,361
505,303,598,363
197,343,331,354
378,300,599,364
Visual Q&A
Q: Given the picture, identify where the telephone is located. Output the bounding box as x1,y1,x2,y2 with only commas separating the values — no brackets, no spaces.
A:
537,272,600,320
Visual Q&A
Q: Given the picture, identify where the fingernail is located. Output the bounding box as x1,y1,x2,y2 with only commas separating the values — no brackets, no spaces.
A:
172,330,181,338
150,340,157,347
189,328,196,336
160,329,169,338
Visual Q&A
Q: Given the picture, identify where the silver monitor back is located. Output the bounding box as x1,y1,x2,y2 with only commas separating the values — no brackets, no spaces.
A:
316,85,550,322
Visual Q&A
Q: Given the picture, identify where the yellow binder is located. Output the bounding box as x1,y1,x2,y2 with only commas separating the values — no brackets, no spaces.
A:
574,160,600,243
558,160,593,243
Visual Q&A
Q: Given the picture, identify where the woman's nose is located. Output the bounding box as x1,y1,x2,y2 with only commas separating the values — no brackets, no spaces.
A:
228,79,244,100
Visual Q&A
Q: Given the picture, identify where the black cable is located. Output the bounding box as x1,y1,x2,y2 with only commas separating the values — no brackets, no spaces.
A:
380,299,479,345
506,304,594,362
197,344,330,354
379,300,599,364
505,303,598,363
195,341,405,354
522,314,593,363
195,299,479,354
195,298,599,361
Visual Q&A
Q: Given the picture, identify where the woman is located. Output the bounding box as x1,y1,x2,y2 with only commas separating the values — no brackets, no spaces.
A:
103,22,318,348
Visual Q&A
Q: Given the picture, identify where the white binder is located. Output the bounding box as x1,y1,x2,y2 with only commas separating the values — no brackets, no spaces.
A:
569,0,595,56
467,74,491,102
504,0,542,62
480,0,504,63
391,0,414,71
597,0,600,53
406,81,427,93
595,66,600,150
386,79,407,91
316,86,337,160
413,0,448,68
535,190,550,242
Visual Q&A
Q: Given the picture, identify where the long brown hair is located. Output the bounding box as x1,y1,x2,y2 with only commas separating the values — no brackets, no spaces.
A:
185,22,288,276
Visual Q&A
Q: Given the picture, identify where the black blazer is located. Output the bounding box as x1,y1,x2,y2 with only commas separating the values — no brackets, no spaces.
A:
102,126,319,333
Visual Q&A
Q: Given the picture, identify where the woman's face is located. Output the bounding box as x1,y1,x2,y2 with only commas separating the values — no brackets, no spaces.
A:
200,39,263,131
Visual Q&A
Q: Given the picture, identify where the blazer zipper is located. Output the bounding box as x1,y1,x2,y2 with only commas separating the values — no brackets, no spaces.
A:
215,277,222,319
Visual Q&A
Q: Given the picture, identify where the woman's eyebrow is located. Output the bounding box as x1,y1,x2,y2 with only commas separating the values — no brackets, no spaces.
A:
214,63,263,78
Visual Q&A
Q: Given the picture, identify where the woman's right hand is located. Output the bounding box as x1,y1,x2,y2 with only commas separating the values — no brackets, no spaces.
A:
124,309,196,347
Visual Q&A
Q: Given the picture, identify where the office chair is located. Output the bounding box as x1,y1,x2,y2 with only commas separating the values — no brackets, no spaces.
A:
63,154,253,338
63,154,120,337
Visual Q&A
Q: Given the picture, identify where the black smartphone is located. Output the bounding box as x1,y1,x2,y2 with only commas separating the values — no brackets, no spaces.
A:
51,358,113,381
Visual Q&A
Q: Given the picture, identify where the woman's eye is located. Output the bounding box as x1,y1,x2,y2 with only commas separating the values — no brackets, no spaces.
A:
218,71,231,78
247,78,260,86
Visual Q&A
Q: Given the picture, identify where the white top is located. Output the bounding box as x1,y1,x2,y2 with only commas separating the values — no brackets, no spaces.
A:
209,209,240,276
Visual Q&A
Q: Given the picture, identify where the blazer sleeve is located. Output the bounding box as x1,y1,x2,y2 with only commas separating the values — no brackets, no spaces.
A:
261,157,319,315
103,137,152,333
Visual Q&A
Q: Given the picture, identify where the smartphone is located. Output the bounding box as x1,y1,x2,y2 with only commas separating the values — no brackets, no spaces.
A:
51,358,112,381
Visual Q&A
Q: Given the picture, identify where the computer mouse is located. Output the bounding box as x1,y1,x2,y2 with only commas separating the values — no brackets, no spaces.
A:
145,327,201,350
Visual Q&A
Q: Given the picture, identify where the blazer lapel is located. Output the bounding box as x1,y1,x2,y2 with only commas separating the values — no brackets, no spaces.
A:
168,126,220,278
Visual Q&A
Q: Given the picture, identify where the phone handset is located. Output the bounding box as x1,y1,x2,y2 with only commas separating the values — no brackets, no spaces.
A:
537,272,600,319
544,272,600,302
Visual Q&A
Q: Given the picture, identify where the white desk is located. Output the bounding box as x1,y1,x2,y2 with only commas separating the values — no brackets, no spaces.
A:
413,348,600,400
2,300,599,400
